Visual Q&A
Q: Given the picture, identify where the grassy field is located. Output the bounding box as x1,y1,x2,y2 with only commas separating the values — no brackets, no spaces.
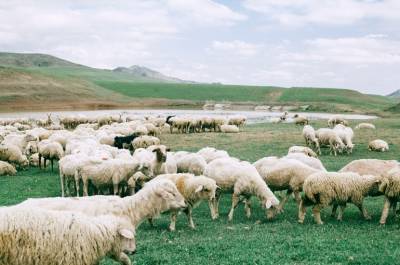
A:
1,118,399,264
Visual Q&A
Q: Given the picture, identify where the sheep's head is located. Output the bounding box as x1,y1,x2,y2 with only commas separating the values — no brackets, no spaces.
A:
154,180,186,210
151,146,168,163
117,222,136,255
24,134,37,142
194,177,217,201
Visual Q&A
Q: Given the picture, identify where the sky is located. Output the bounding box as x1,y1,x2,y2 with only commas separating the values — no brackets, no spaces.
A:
0,0,399,95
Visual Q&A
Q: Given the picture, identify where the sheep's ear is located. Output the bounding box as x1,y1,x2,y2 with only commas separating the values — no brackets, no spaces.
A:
265,200,272,209
118,229,135,239
195,185,203,193
152,148,159,153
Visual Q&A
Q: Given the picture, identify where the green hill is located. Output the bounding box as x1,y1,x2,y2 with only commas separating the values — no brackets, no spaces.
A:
0,52,396,114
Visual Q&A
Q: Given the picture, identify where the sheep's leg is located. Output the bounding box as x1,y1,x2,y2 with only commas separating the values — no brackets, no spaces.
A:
44,158,47,169
356,202,371,220
169,211,177,231
312,204,324,225
184,207,195,229
82,179,89,196
392,199,398,215
244,196,252,218
277,190,292,214
148,218,155,227
117,252,132,265
380,197,391,225
298,199,307,224
51,159,54,172
228,193,240,222
38,154,42,169
337,204,346,221
75,178,80,197
60,173,65,197
331,203,338,218
210,192,221,220
113,183,119,195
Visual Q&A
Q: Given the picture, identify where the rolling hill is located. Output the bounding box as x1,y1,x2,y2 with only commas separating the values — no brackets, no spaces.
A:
388,90,400,98
0,52,397,114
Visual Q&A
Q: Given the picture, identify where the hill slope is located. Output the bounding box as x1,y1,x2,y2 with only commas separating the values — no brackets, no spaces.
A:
388,90,400,98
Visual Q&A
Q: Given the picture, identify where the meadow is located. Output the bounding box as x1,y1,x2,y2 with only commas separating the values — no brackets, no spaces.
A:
1,118,399,264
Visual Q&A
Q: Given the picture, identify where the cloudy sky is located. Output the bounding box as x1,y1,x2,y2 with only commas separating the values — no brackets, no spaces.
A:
0,0,399,95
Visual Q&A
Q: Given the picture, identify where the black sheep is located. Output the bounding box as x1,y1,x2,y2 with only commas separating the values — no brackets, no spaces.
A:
114,133,140,149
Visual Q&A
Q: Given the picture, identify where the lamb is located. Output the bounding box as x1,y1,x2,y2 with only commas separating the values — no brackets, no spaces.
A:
220,124,240,133
114,133,140,149
150,173,218,231
339,159,399,177
176,153,207,175
18,178,186,228
132,135,161,149
315,128,345,156
197,147,230,163
0,143,29,168
293,114,309,125
204,158,279,221
299,172,382,224
0,207,135,265
302,125,320,154
355,123,376,130
256,158,320,216
378,168,400,224
284,153,327,171
288,146,318,158
38,140,64,171
0,161,17,176
333,124,354,154
146,145,177,176
369,139,389,152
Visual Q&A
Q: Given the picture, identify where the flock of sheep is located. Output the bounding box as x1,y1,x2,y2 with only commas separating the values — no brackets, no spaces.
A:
0,112,397,265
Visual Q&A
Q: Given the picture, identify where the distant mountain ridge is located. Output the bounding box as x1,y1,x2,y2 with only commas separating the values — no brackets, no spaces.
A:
113,65,194,83
388,90,400,98
0,52,85,68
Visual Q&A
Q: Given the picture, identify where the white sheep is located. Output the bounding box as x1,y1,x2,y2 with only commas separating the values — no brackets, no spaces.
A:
151,173,218,231
284,153,327,171
339,159,399,177
0,207,135,265
38,140,64,171
299,172,382,224
197,147,230,163
355,123,376,130
0,143,29,168
302,125,320,155
316,128,345,156
132,135,160,149
204,158,279,221
220,124,240,133
378,167,400,224
19,178,186,229
333,124,354,154
328,115,348,128
369,139,389,152
293,114,309,125
176,153,207,175
0,161,17,176
288,146,318,158
228,115,246,128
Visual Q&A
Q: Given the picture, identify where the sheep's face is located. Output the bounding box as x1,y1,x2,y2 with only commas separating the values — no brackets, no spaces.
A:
118,228,136,255
262,196,280,210
194,179,217,201
152,147,167,163
156,184,186,210
25,134,37,142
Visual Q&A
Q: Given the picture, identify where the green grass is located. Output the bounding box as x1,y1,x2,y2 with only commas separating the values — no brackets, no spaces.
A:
1,118,400,264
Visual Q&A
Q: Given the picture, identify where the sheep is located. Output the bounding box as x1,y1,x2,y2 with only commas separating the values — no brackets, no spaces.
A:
256,158,320,216
114,133,140,149
369,139,389,152
355,123,376,130
228,115,246,128
176,153,207,175
302,125,320,154
0,207,135,265
220,124,240,133
197,147,230,163
280,111,288,121
132,135,160,149
315,128,345,156
143,123,158,136
339,159,399,177
333,124,354,154
2,133,37,153
204,158,279,221
146,145,177,176
151,173,218,231
0,161,17,176
299,172,382,224
293,114,309,125
0,143,29,168
253,156,280,173
288,146,318,158
378,168,400,225
28,153,47,168
284,153,327,172
38,140,64,171
328,115,348,128
270,117,282,124
19,178,186,229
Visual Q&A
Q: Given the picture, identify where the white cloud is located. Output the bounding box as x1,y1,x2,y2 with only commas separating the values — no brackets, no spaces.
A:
243,0,400,26
211,40,262,56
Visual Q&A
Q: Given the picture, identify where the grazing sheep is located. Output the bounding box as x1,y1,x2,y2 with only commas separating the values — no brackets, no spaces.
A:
220,124,240,133
197,147,230,163
0,161,17,176
132,135,161,150
288,146,318,158
114,133,140,149
204,158,279,221
0,143,29,168
0,207,135,265
339,159,399,177
302,125,320,154
328,115,348,128
19,178,186,228
38,140,64,171
333,124,354,154
316,128,345,156
256,158,320,216
369,139,389,152
293,114,309,125
284,153,327,172
253,156,279,173
228,115,246,128
176,153,207,175
299,172,382,224
151,173,218,231
378,168,400,224
355,123,376,130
